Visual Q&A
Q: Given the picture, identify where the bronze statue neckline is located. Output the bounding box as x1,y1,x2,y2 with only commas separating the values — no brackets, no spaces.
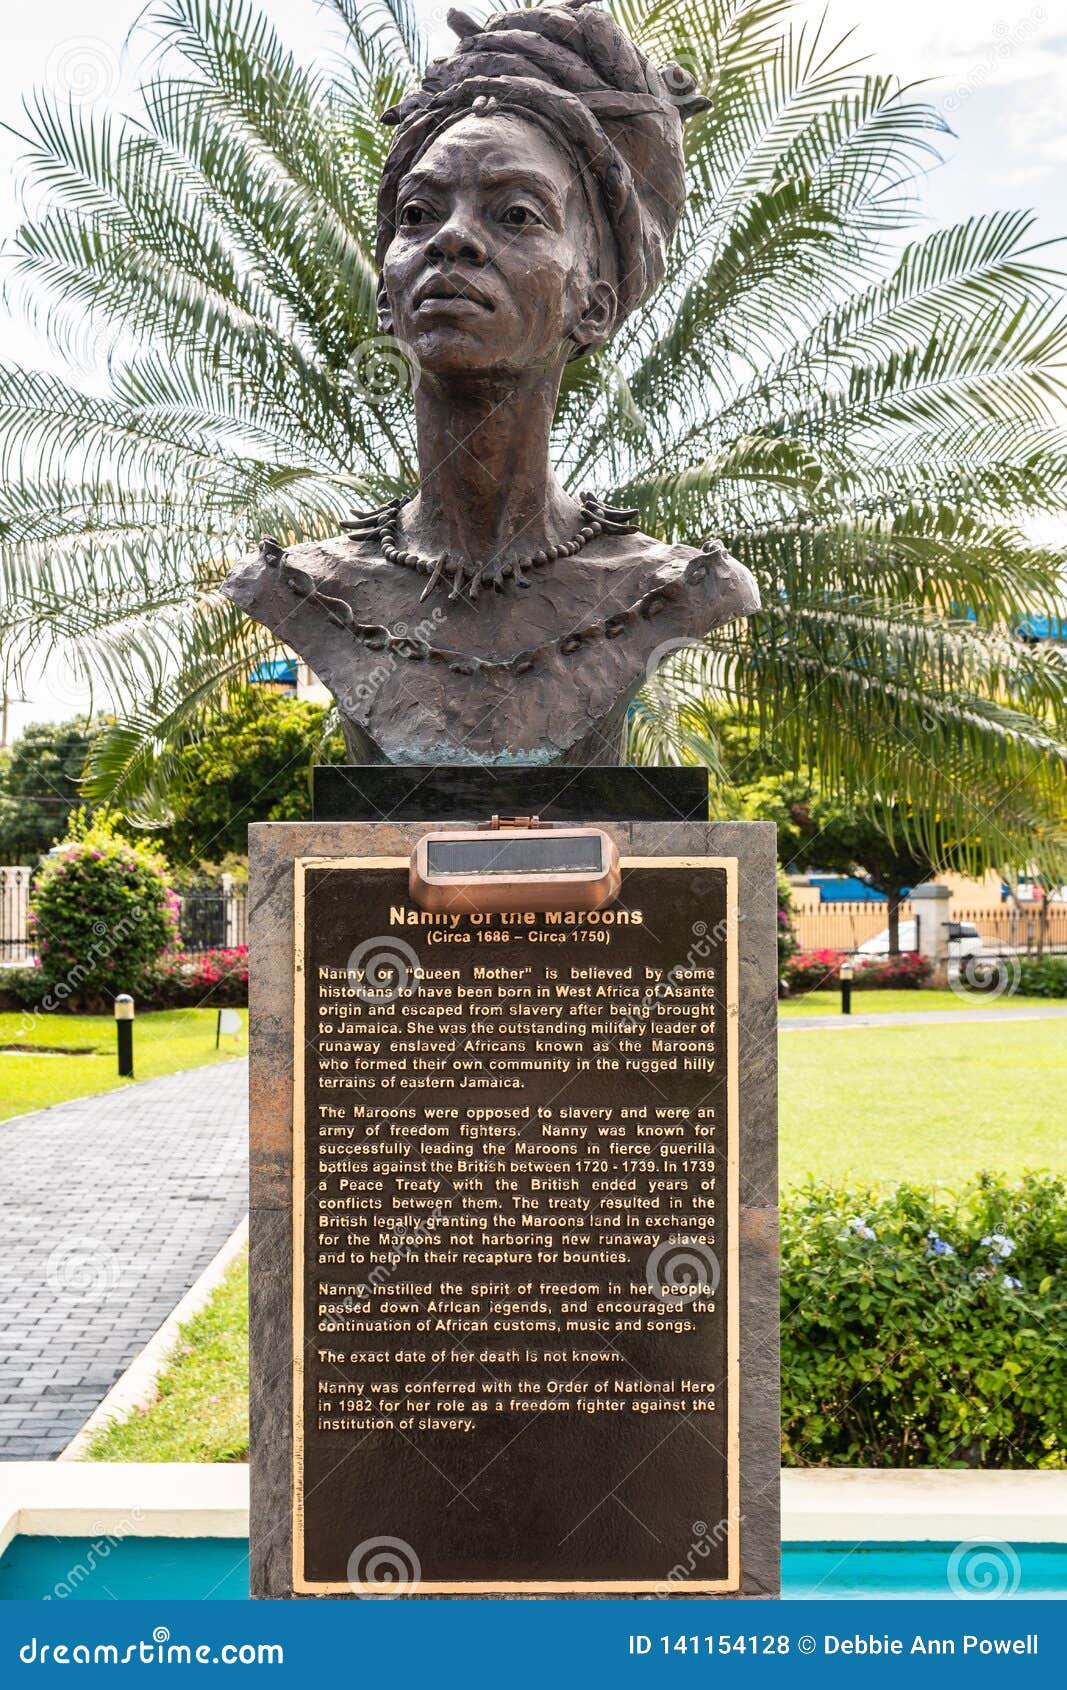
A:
254,531,731,679
340,491,640,603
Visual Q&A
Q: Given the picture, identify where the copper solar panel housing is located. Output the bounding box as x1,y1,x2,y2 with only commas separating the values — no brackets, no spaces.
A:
410,825,621,915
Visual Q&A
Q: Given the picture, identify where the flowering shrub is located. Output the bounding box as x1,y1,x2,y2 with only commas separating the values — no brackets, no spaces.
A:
783,947,845,992
783,948,932,994
149,947,249,1007
29,814,178,1008
782,1173,1066,1467
776,871,798,972
0,946,250,1012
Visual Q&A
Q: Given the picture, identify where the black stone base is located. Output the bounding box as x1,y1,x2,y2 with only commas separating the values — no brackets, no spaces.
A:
313,764,709,824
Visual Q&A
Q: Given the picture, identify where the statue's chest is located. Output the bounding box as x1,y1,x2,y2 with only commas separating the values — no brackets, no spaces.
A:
269,545,676,761
228,528,747,762
314,548,653,664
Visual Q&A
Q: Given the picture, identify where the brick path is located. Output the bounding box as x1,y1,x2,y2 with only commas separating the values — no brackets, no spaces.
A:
0,1062,247,1458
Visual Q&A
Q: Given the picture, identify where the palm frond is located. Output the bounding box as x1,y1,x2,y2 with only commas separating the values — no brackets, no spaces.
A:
0,0,1063,882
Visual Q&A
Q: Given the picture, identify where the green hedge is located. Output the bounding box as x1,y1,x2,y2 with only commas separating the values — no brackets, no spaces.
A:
1016,955,1067,998
782,1173,1066,1467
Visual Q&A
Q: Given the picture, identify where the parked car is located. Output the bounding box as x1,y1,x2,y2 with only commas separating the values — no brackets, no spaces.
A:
858,919,984,958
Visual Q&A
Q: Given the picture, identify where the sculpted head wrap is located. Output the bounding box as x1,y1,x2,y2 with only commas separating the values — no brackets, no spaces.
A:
376,1,709,326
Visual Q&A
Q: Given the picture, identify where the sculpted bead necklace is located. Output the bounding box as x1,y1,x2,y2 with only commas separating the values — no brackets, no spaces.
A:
341,491,640,602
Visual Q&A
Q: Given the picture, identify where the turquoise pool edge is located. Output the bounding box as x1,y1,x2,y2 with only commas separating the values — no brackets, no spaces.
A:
2,1540,1065,1601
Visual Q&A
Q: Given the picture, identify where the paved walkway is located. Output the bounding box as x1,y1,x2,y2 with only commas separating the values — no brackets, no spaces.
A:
781,1005,1067,1031
0,1062,247,1459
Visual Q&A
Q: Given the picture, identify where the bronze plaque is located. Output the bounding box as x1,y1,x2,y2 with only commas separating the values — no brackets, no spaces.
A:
292,857,739,1595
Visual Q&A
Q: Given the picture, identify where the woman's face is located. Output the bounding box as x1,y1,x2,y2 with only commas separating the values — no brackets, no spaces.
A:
382,114,612,377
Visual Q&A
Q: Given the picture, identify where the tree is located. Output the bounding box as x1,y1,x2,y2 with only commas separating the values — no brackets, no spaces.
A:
0,0,1063,856
767,791,945,955
718,716,991,952
158,688,344,866
0,716,97,863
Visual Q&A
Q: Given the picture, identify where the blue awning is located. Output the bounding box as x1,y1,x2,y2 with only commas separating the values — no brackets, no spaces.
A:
248,658,297,686
1015,615,1067,642
809,875,887,903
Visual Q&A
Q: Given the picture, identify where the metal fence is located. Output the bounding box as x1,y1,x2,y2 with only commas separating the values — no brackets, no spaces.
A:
953,905,1067,957
794,898,1067,957
0,870,247,965
5,867,1063,965
176,888,248,953
0,866,32,965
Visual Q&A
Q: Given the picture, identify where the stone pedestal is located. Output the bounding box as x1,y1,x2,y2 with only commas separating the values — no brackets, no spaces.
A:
910,883,952,984
247,816,779,1598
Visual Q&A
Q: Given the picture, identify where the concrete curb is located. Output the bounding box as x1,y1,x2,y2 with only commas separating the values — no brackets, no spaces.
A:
782,1468,1067,1542
56,1216,249,1463
0,1464,248,1560
3,1468,1064,1559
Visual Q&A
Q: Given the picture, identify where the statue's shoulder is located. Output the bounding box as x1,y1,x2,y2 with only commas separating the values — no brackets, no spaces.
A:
220,525,760,658
590,527,761,624
221,531,409,619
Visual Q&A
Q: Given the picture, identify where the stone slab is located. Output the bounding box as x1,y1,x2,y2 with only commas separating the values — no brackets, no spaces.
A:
247,820,778,1599
312,764,710,823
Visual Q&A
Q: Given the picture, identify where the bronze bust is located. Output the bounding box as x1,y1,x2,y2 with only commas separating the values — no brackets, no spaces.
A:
222,2,758,765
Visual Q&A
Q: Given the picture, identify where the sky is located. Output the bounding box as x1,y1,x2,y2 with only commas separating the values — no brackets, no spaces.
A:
1,0,1065,741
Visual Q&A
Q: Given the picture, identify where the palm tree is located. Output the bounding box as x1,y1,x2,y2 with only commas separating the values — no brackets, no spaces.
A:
0,0,1064,874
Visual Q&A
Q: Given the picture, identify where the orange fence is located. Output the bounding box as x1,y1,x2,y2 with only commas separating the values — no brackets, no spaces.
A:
954,905,1067,956
793,900,1067,956
793,901,914,953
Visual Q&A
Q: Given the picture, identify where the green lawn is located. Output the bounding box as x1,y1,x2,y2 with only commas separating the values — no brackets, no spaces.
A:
780,1017,1066,1187
83,1251,249,1463
0,1008,247,1123
778,989,1054,1016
